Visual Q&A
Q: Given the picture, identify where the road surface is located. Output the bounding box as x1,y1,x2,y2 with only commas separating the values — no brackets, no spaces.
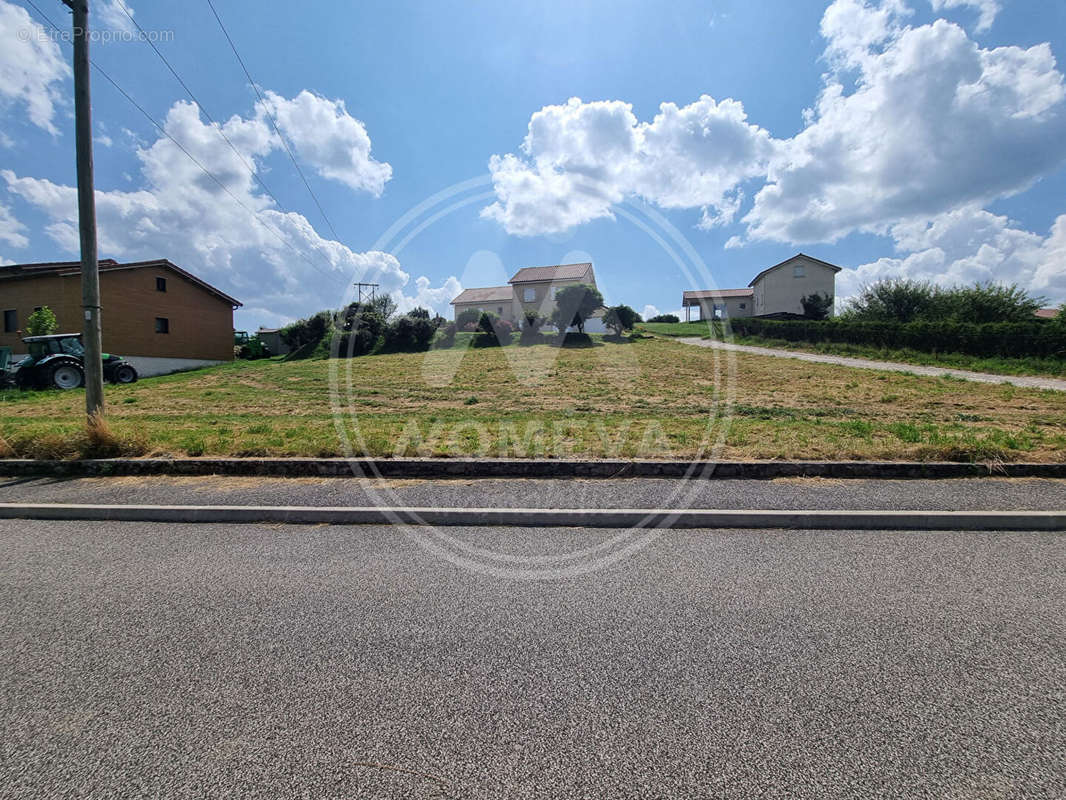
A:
1,518,1063,798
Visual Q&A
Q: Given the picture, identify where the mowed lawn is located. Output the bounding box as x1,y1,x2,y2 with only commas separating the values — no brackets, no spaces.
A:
1,336,1064,461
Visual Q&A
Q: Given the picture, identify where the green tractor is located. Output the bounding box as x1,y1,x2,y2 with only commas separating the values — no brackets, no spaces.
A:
6,333,138,390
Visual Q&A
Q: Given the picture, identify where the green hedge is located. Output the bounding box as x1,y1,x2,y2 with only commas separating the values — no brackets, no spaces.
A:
721,318,1066,359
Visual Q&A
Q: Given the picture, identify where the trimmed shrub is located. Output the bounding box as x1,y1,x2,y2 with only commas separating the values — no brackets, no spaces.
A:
648,314,680,323
476,311,500,334
845,279,1046,324
723,317,1066,360
801,292,833,320
493,319,514,342
383,314,436,352
552,284,604,333
520,310,547,345
559,332,594,348
603,304,641,336
456,308,481,329
280,311,331,349
435,322,457,348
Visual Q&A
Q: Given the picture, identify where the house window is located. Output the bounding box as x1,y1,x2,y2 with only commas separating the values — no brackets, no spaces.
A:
498,306,504,314
523,287,535,302
155,317,169,334
550,287,558,300
156,276,167,292
3,309,15,333
739,303,746,310
793,265,806,278
33,306,42,312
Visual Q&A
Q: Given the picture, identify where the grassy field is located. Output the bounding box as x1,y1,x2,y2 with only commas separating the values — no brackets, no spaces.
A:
638,321,1066,377
1,336,1064,461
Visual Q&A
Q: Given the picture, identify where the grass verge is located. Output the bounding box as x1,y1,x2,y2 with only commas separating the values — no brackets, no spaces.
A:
638,321,1066,378
1,337,1064,462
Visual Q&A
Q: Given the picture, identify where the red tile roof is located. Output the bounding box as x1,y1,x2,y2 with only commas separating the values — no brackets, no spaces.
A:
450,286,513,304
509,263,592,284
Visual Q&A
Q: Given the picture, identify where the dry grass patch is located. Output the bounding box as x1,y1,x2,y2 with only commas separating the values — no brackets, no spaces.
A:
0,339,1063,461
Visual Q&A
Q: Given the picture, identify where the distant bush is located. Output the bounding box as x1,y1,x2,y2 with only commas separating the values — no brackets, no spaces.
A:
476,311,500,334
333,307,386,357
603,304,641,336
456,308,481,329
282,340,320,361
844,279,1045,324
435,322,457,348
280,311,331,349
409,306,430,319
801,292,833,320
552,284,604,334
559,332,594,348
383,314,436,352
26,306,58,336
723,317,1066,360
648,314,680,324
493,319,514,341
520,310,547,345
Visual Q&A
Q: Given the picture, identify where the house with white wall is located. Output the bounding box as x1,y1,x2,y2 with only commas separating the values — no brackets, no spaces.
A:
451,262,606,331
682,253,840,320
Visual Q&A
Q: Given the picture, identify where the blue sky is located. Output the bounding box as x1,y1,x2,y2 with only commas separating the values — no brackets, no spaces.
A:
1,0,1064,328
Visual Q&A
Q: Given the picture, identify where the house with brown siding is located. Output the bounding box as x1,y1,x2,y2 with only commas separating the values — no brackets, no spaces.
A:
0,258,241,376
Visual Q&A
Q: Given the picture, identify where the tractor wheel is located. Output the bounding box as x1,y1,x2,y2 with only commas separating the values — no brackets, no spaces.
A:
49,360,84,390
113,364,138,384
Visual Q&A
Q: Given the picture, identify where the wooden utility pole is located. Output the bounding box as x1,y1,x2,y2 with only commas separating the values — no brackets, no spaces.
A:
63,0,105,418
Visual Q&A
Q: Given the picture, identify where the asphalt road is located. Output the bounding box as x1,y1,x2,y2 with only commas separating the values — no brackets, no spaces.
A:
4,475,1066,511
2,519,1064,798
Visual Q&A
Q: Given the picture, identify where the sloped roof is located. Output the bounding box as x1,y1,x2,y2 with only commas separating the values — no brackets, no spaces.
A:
509,262,592,284
1035,308,1060,319
450,285,513,305
683,288,754,302
0,258,242,307
748,253,842,287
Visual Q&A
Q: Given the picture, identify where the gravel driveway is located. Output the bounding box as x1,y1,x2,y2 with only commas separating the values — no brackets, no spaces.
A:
678,337,1066,392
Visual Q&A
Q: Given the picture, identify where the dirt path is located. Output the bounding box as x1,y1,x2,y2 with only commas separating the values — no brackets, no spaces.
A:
676,337,1066,393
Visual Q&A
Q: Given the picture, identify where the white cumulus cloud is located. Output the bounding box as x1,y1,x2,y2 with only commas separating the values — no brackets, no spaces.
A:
257,90,392,196
3,96,449,326
836,205,1066,305
743,0,1066,244
482,95,776,236
0,0,70,135
0,201,27,248
930,0,1000,33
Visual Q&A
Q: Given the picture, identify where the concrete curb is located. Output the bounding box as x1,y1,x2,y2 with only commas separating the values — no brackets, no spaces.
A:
1,503,1063,530
1,458,1065,480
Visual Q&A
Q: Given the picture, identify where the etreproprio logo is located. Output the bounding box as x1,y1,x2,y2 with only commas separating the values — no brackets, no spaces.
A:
328,175,737,580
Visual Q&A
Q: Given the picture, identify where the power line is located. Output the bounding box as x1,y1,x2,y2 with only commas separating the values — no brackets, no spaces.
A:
116,3,285,212
205,0,343,244
20,0,342,286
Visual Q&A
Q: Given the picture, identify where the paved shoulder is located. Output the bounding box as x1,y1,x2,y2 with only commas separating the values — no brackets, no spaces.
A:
677,337,1066,392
